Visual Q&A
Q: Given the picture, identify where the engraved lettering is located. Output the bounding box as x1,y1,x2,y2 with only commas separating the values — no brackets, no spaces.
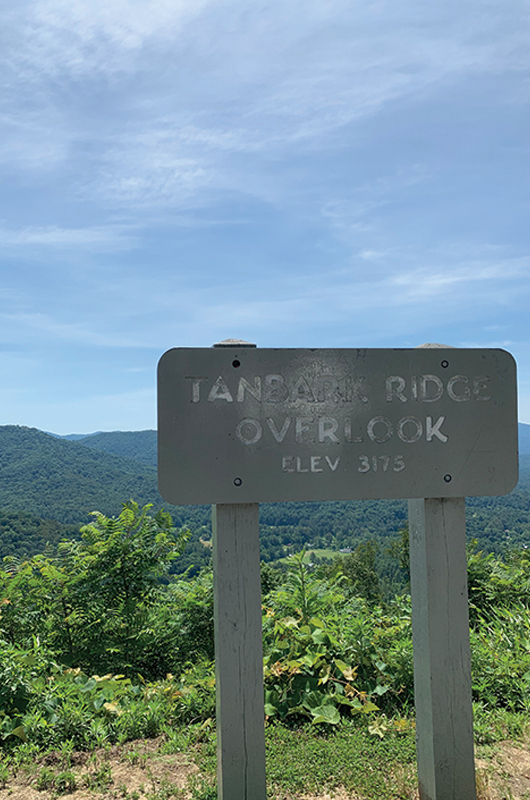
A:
393,455,405,472
358,454,405,472
411,376,418,400
290,376,316,402
367,416,393,444
316,377,342,403
267,417,291,443
311,456,323,473
345,418,364,443
397,416,423,443
447,375,470,402
426,415,448,443
264,374,289,402
237,377,262,402
318,417,340,443
420,374,444,402
296,457,308,473
282,456,295,473
207,376,233,402
358,455,370,473
325,456,341,472
345,376,369,403
386,376,407,403
473,376,491,401
186,377,207,403
235,418,263,445
295,417,312,443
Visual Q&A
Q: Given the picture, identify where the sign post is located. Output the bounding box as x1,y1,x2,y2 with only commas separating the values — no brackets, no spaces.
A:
409,497,476,800
158,343,518,800
213,503,267,800
210,339,267,800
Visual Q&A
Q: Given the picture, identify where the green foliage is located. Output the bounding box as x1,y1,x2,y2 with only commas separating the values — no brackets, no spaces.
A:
263,553,414,724
0,501,191,677
77,430,158,467
2,426,530,569
340,540,382,604
468,543,530,621
265,722,417,799
0,426,160,524
3,492,530,764
263,614,378,724
0,510,78,561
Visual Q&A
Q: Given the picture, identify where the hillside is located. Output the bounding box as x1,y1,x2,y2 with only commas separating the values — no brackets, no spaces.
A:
77,429,157,467
0,426,160,524
1,425,529,568
0,509,79,560
69,424,530,464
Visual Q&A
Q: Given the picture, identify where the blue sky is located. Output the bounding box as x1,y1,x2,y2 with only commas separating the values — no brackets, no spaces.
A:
1,0,529,433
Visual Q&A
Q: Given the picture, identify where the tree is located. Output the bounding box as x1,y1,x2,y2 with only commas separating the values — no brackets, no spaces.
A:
341,541,382,604
0,501,190,678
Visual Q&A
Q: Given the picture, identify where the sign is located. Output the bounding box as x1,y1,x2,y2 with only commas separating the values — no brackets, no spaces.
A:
157,347,518,505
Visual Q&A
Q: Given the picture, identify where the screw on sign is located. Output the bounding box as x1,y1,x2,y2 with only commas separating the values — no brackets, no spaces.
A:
157,343,518,800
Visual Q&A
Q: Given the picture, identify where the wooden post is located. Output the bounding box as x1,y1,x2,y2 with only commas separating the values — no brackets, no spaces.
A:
408,497,476,800
212,503,267,800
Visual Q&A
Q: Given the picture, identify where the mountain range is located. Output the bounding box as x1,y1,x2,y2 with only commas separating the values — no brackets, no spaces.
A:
0,424,529,566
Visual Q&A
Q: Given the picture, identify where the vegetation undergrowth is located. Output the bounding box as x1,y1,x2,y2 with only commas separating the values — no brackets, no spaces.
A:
1,501,530,797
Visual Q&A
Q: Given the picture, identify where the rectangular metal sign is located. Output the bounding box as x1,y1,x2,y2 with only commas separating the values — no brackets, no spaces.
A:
157,347,518,505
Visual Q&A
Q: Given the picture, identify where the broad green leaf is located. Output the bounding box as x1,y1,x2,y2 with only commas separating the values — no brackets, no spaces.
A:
361,701,379,714
10,726,27,741
302,691,328,710
311,705,340,725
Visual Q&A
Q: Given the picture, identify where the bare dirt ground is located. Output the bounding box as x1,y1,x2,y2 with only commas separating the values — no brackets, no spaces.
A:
1,738,530,799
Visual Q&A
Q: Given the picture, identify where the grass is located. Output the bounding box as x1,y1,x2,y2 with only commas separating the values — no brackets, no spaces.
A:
264,721,417,799
190,718,418,799
3,711,530,799
278,548,341,564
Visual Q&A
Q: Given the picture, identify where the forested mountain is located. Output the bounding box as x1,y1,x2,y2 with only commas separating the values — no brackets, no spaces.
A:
77,429,157,467
1,424,529,569
0,426,159,524
0,509,79,560
61,424,530,463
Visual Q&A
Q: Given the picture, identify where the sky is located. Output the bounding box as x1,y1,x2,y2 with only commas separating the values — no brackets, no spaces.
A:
1,0,529,434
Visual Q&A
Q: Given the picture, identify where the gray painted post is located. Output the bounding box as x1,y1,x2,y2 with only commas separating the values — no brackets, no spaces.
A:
212,503,267,800
408,497,476,800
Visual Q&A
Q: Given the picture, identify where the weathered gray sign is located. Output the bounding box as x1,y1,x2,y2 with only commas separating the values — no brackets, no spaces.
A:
157,347,518,505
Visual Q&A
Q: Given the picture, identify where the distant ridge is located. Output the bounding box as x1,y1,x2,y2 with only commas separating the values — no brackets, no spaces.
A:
0,426,159,524
2,424,530,564
45,431,102,441
77,430,157,467
49,423,530,465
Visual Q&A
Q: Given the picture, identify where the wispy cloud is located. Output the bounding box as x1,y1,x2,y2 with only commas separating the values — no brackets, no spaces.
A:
0,0,529,429
0,312,145,348
2,0,529,208
0,223,137,250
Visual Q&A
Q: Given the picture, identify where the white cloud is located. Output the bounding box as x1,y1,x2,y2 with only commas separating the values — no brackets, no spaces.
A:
0,223,137,250
2,0,529,206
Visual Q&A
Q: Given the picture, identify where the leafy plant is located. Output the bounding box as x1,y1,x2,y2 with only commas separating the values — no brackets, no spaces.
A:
264,613,378,725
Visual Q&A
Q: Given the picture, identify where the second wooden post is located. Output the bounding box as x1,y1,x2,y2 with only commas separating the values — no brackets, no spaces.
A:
408,497,476,800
